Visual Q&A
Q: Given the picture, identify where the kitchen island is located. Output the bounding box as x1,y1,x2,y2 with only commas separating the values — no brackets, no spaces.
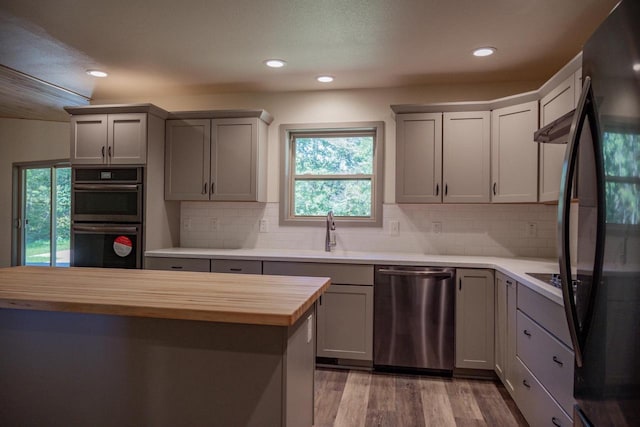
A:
0,266,330,427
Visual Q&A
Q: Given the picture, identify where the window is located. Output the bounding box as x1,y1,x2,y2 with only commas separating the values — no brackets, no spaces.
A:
280,122,384,226
603,130,639,225
12,162,71,266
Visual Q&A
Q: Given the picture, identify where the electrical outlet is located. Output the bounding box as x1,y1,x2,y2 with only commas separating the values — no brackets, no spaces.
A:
183,218,192,231
209,217,219,231
432,222,442,234
388,220,400,235
526,222,538,237
259,218,269,233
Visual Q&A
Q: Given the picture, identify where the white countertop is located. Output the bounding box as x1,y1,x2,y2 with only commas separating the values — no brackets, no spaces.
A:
145,248,563,305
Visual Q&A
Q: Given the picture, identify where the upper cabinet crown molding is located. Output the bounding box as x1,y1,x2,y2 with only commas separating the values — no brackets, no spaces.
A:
167,109,273,125
64,103,169,119
391,52,582,115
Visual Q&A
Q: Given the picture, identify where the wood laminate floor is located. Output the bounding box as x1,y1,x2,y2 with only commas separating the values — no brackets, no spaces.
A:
314,368,528,427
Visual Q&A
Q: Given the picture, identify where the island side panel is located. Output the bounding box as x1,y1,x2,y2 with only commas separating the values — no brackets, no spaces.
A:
0,309,289,427
284,305,316,427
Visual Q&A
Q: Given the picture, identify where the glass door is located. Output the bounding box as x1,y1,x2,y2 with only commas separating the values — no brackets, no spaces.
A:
18,165,71,266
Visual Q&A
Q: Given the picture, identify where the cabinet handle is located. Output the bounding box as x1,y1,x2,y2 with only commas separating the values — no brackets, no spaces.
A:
436,183,439,196
506,279,514,286
229,268,242,272
522,379,531,389
552,356,564,367
552,417,562,427
458,278,462,291
170,266,183,270
319,295,323,306
108,146,112,157
101,146,105,158
202,183,207,194
445,184,448,196
493,182,497,195
523,330,532,337
211,182,215,194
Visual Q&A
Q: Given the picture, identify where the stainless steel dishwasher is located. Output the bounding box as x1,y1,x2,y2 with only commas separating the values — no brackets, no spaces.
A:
374,266,455,373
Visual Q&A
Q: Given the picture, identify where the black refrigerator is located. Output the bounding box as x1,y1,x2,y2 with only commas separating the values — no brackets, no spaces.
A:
557,0,640,425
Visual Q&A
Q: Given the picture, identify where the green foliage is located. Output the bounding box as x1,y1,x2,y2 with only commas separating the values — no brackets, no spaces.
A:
603,132,640,225
293,135,374,217
24,167,71,264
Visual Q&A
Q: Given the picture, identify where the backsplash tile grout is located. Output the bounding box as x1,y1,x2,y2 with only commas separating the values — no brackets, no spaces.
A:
180,202,558,258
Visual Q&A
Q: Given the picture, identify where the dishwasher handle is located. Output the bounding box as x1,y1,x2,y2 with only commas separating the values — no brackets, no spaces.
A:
377,268,453,279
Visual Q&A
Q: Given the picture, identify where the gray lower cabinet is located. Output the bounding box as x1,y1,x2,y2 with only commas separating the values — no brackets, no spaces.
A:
515,284,575,424
263,261,374,362
455,268,495,370
495,272,517,396
144,256,210,272
211,259,262,274
165,113,270,202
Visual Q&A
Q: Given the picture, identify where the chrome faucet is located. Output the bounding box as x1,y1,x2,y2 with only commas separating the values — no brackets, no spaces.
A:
325,210,336,252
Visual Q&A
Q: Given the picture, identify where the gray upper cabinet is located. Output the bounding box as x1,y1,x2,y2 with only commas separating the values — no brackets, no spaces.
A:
165,113,270,202
455,268,495,370
70,113,148,165
395,113,443,203
165,119,211,200
539,74,575,202
491,101,539,203
443,111,491,203
395,110,490,204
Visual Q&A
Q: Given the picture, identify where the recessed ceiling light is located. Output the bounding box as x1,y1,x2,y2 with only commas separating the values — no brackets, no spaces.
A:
633,63,640,72
86,69,108,77
316,75,334,83
264,59,286,68
473,47,496,57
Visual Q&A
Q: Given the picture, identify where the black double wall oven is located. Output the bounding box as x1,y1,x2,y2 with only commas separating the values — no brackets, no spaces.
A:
71,167,143,269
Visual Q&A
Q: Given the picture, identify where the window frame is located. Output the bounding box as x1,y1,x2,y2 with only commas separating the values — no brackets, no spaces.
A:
11,159,71,267
280,121,384,227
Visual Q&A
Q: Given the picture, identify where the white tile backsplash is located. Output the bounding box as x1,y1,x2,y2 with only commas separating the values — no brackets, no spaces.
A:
179,202,559,258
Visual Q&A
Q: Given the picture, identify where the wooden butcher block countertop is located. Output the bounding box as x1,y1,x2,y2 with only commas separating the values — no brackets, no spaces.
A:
0,266,331,326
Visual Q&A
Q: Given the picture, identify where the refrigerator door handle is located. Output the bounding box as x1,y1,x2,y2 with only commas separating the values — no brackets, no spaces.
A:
557,76,605,368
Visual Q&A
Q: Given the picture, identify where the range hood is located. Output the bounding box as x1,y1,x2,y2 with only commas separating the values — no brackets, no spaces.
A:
534,109,575,144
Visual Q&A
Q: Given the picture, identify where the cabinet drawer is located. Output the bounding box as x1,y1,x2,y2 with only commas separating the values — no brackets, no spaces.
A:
514,356,573,427
211,259,262,274
263,262,373,285
518,284,572,347
145,257,210,272
517,310,575,415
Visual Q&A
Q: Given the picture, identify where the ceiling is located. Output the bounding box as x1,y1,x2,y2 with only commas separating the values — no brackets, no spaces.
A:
0,0,619,121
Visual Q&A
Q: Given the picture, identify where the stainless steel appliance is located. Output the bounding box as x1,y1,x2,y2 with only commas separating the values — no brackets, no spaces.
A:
548,1,639,424
71,167,143,269
374,266,455,373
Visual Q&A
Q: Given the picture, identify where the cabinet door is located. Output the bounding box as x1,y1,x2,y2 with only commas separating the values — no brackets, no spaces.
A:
491,102,539,203
443,111,491,203
107,113,147,164
456,268,495,369
495,273,507,381
71,114,108,164
211,118,257,201
505,277,517,396
539,75,575,202
317,284,373,361
395,113,443,203
165,119,211,200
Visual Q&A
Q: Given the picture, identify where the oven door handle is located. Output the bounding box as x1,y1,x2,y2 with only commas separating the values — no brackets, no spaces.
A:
73,225,139,233
73,184,140,191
